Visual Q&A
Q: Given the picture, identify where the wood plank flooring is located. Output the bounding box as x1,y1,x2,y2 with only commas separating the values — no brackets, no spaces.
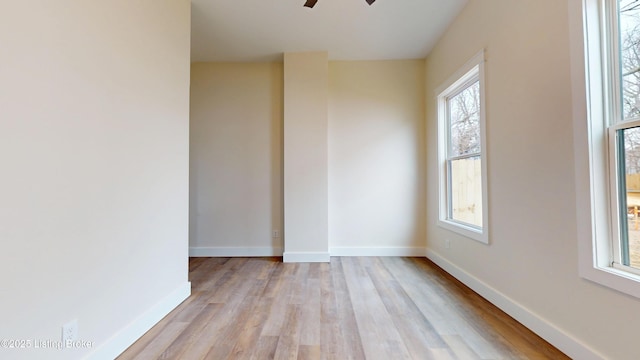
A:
117,257,570,360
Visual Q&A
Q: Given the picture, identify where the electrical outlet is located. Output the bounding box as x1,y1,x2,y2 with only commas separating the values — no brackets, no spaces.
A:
62,319,78,345
445,239,451,249
273,230,280,238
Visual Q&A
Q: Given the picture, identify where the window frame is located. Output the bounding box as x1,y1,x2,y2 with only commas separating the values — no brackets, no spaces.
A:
436,50,489,244
574,0,640,298
609,123,640,276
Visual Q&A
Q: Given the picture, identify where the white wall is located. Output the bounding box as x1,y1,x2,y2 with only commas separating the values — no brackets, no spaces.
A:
283,52,330,262
329,61,426,255
0,1,191,359
425,1,640,359
189,63,283,256
189,59,426,258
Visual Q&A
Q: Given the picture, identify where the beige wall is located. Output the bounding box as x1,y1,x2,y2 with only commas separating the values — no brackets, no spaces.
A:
0,1,191,359
425,1,640,359
189,63,284,254
283,52,330,261
190,59,426,257
329,61,426,252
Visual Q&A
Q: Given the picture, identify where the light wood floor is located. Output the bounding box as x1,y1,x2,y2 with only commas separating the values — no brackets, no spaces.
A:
117,257,569,360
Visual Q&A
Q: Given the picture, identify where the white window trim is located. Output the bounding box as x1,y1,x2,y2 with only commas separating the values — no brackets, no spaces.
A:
436,50,489,244
572,0,640,298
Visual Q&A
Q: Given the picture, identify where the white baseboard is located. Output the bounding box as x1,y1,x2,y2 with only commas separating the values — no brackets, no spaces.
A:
190,246,425,258
86,282,191,360
425,250,604,360
331,246,426,257
189,247,283,257
283,251,330,263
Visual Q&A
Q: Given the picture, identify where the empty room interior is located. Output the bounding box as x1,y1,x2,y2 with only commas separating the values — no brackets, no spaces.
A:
3,0,640,359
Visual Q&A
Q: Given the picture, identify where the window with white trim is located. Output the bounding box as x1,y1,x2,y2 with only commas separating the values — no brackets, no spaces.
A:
437,51,488,243
611,0,640,272
580,0,640,294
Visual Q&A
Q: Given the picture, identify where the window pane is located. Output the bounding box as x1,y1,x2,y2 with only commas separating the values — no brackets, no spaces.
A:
619,127,640,268
449,81,481,156
449,156,482,227
619,0,640,119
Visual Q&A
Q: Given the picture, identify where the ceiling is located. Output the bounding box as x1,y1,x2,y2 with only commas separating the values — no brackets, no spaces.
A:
191,0,468,62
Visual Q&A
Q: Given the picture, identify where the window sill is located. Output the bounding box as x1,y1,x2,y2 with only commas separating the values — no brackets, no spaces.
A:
581,262,640,299
437,219,489,244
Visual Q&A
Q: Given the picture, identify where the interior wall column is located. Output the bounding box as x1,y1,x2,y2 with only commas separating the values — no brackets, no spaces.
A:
282,51,330,262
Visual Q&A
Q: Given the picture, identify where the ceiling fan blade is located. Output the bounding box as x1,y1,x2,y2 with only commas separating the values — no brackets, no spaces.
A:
366,0,375,4
304,0,318,8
